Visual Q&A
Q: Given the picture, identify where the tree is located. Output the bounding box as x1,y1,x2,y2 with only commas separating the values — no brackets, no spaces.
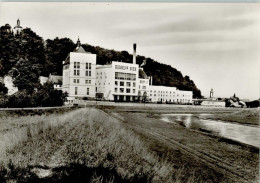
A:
12,58,40,93
0,83,8,95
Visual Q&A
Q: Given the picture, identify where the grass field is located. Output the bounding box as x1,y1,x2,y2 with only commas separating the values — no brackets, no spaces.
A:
201,108,259,126
0,108,180,183
0,106,258,183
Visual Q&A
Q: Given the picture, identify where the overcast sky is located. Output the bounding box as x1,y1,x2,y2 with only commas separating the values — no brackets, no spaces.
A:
0,3,259,100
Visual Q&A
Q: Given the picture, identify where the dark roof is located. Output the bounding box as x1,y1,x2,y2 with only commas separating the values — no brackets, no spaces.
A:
73,46,89,53
139,69,149,79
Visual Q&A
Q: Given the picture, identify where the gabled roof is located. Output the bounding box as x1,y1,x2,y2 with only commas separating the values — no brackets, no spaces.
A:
48,74,62,84
73,46,90,53
139,68,149,79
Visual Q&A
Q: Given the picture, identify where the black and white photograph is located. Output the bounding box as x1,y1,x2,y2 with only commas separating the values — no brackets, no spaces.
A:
0,2,259,183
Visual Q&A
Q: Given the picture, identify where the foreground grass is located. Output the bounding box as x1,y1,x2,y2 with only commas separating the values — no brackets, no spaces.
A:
0,108,179,182
202,108,259,126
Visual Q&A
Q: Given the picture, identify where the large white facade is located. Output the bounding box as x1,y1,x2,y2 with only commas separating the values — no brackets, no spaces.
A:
62,42,193,104
62,42,96,103
96,62,139,101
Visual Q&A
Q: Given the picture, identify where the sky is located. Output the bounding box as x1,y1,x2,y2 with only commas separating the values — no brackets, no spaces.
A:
0,2,259,100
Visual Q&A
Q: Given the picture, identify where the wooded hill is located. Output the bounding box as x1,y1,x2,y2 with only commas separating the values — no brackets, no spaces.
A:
0,24,202,98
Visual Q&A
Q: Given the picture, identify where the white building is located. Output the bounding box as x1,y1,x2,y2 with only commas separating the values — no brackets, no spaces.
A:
96,61,139,101
62,38,96,104
147,85,192,104
62,42,193,104
137,68,149,101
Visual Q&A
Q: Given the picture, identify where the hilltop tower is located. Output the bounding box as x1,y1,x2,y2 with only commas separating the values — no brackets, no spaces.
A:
14,19,23,34
76,37,81,48
210,88,214,98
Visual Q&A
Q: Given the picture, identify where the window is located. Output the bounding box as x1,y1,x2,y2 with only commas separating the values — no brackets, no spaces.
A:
126,88,130,93
85,80,91,84
133,89,136,93
142,86,146,89
89,71,91,76
120,88,124,93
74,62,80,69
87,88,89,95
75,87,78,95
133,82,136,87
120,81,124,86
126,82,131,87
115,81,118,86
115,88,118,92
89,63,91,69
130,67,136,71
74,79,79,83
74,70,80,76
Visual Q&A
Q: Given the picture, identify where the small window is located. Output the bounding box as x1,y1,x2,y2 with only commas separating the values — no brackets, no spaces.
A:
89,71,91,76
133,82,136,87
126,82,131,87
115,81,118,86
126,88,130,93
87,88,89,95
133,89,136,93
115,88,118,92
75,87,78,95
120,81,124,86
120,88,124,93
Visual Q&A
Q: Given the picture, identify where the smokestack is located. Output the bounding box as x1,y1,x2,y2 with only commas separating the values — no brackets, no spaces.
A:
133,43,136,64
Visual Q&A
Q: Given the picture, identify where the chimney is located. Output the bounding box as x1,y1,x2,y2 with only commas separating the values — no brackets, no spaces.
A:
149,76,153,85
133,43,136,64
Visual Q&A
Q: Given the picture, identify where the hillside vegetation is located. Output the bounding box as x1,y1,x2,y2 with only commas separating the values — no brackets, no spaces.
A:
0,23,202,100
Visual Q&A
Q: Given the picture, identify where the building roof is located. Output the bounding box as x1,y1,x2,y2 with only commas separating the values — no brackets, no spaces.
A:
139,68,149,79
73,46,89,53
48,74,62,84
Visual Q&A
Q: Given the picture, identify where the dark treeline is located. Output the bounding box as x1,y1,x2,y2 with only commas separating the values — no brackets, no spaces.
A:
0,23,202,107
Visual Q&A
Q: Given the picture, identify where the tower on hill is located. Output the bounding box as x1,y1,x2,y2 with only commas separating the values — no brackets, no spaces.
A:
14,19,23,34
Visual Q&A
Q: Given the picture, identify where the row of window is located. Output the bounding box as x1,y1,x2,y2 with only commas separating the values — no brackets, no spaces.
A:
150,90,176,94
115,81,136,87
73,62,92,69
73,70,92,76
73,79,92,84
115,72,136,81
115,88,136,94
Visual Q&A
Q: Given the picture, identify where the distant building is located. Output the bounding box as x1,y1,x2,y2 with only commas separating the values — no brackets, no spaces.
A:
14,19,23,34
62,38,96,104
197,89,225,107
48,74,62,90
62,41,193,104
148,85,192,104
39,74,62,90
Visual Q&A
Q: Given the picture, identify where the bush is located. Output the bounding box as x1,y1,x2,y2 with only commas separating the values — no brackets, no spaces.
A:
2,82,67,108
